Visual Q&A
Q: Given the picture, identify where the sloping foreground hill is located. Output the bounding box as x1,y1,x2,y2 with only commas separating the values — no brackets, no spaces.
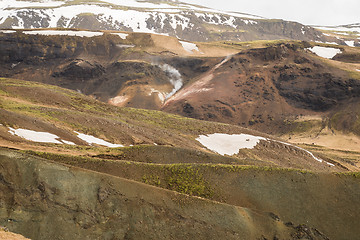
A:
0,148,334,240
1,148,360,239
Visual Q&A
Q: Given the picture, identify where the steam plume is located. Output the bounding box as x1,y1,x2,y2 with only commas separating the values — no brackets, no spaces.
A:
159,64,183,99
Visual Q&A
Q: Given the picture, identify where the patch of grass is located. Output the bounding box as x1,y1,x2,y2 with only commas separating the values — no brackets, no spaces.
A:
219,39,304,50
21,150,93,165
162,165,213,198
285,120,322,134
1,99,63,123
330,110,360,136
335,172,360,178
0,89,8,96
204,164,311,174
142,175,161,186
347,69,360,80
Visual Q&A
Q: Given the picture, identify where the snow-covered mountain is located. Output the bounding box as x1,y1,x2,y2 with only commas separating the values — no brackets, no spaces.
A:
314,23,360,34
0,0,330,42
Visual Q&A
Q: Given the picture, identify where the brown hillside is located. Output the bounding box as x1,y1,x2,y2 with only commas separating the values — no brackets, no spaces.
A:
0,148,335,240
162,43,360,136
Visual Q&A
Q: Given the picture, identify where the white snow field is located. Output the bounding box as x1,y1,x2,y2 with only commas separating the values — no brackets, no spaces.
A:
179,40,199,53
6,126,123,147
344,40,355,47
0,0,262,33
0,0,64,8
61,140,76,145
0,30,16,33
24,30,104,37
0,0,264,19
8,127,63,144
196,133,267,156
75,131,123,148
307,46,341,59
196,133,334,166
2,29,144,40
314,25,360,33
112,33,128,39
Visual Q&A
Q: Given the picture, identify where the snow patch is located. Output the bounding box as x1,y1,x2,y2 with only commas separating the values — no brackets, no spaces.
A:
8,127,63,144
61,140,76,145
315,26,360,33
116,44,135,48
242,19,258,25
23,30,104,37
75,131,123,148
325,42,338,45
0,30,16,33
276,140,322,163
194,13,238,28
11,62,20,68
196,133,267,156
196,132,334,166
272,140,333,167
179,40,199,53
0,0,64,8
307,46,341,59
345,40,355,47
0,1,262,33
99,0,182,9
112,32,128,39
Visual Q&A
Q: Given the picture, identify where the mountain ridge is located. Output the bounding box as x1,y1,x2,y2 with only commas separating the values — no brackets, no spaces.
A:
0,0,342,43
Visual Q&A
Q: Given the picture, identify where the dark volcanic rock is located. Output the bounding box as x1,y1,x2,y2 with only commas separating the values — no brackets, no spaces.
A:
52,59,105,80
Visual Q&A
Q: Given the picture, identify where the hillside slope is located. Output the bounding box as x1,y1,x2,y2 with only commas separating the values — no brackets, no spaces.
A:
0,77,343,171
1,148,342,240
1,30,360,153
0,69,359,240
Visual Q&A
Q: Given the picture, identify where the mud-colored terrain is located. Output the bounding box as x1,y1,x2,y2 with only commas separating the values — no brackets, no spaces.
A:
1,148,341,240
1,30,360,239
